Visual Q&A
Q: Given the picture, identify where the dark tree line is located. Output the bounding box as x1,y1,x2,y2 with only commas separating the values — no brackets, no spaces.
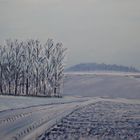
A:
0,39,66,97
67,63,139,73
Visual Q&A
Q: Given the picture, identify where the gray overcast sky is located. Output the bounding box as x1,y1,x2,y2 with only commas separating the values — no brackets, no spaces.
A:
0,0,140,68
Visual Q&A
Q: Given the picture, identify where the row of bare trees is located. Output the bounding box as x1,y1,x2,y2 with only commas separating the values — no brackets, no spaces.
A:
0,39,66,97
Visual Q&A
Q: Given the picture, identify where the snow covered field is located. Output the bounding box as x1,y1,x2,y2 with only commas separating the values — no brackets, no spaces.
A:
64,72,140,99
0,72,140,140
0,72,140,112
0,97,139,140
40,101,140,140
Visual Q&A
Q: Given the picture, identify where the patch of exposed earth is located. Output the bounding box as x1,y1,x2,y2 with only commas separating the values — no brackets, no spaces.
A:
39,101,140,140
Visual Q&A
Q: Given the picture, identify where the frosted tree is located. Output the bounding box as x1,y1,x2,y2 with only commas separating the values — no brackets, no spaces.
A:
52,43,67,96
3,40,15,94
0,39,66,97
0,45,6,94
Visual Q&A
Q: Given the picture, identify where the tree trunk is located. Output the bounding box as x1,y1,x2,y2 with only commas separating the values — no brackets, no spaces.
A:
0,67,3,94
15,75,18,95
36,68,38,96
22,71,25,95
8,81,11,94
54,87,57,97
26,78,29,95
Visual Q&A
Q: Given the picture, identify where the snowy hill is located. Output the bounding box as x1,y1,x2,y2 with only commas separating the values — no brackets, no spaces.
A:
66,63,139,73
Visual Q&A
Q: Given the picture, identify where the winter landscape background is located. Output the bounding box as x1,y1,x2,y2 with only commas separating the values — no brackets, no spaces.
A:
0,0,140,139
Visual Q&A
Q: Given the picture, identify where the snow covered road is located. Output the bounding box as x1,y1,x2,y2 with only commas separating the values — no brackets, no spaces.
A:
0,103,79,140
0,97,101,140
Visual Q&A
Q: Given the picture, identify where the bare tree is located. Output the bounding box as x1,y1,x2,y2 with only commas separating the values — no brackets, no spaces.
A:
0,45,6,94
0,39,66,97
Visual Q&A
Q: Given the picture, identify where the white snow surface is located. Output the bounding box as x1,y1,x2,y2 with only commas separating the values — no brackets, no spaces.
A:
0,95,87,112
0,72,140,140
64,72,140,99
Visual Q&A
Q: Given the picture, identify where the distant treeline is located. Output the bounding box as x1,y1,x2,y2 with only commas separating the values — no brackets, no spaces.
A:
0,39,66,97
67,63,139,72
